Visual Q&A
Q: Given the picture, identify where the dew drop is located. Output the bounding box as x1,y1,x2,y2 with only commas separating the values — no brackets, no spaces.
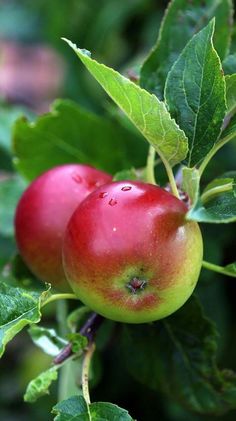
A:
109,198,117,206
121,186,132,191
72,174,82,183
99,192,108,198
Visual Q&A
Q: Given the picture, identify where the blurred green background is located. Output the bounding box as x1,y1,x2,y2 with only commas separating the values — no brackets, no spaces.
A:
0,1,236,420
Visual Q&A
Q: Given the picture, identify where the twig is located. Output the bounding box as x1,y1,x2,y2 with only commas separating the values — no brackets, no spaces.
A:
53,312,103,365
82,343,96,404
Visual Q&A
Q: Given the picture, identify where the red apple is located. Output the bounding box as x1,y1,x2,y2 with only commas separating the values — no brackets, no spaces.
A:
63,181,203,323
15,164,112,290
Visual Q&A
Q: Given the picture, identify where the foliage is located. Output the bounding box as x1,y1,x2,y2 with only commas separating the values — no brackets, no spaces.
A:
1,0,236,420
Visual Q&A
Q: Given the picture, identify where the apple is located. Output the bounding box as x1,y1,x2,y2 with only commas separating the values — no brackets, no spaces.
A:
63,181,203,323
14,164,112,291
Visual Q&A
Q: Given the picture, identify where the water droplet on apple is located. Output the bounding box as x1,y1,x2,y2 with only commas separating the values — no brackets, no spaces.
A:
109,198,117,206
121,186,132,191
72,174,82,183
99,192,108,198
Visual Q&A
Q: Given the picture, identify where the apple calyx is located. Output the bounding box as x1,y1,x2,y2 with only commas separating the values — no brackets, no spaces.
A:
126,277,147,294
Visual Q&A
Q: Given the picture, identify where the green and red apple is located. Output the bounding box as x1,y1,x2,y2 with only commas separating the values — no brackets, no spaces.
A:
63,181,203,323
14,164,112,291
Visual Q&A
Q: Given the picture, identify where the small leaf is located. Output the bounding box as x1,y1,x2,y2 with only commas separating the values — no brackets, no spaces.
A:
24,367,58,403
201,177,234,203
90,402,135,421
66,333,88,353
13,99,147,180
113,168,140,182
165,20,226,167
64,39,188,168
187,196,236,223
52,395,135,421
140,0,233,98
187,171,236,223
52,396,89,421
0,175,27,237
0,278,50,357
182,167,200,205
203,177,235,194
224,262,236,276
122,296,236,415
28,325,67,356
225,74,236,114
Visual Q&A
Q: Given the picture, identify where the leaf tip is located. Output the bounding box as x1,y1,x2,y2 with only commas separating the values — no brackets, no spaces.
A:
61,37,78,52
61,38,92,59
208,17,216,34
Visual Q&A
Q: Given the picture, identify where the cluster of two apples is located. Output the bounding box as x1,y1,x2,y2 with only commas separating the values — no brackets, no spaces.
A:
15,164,203,323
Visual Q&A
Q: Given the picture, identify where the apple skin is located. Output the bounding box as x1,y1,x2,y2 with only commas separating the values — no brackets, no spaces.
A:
63,181,203,323
14,164,112,291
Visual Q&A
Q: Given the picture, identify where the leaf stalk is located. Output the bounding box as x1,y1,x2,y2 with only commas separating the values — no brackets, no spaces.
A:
145,146,156,184
202,260,236,278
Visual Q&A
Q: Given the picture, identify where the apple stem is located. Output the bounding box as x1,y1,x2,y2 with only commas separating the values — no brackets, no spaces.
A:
145,145,156,184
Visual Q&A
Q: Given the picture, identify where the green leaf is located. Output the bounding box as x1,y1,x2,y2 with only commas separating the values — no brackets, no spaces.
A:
140,0,233,98
165,20,226,167
225,74,236,114
187,171,236,223
224,262,236,276
223,53,236,75
53,396,89,421
0,278,50,357
64,39,188,168
66,333,88,353
13,99,147,181
182,167,200,205
203,176,235,194
201,177,235,203
0,175,27,237
24,367,58,403
89,402,134,421
52,395,135,421
113,168,140,182
0,101,34,153
28,325,67,356
122,296,236,415
187,195,236,223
